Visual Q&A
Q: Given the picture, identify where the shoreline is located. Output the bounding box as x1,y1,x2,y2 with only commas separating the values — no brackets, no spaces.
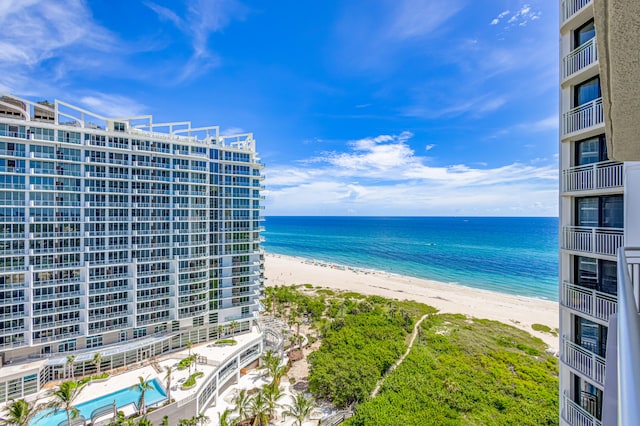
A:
263,252,559,352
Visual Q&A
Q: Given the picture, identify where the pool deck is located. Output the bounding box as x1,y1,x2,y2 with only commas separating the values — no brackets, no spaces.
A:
6,329,264,425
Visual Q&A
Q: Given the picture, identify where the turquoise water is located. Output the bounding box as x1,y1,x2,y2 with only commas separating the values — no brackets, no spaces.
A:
263,216,558,301
31,378,166,425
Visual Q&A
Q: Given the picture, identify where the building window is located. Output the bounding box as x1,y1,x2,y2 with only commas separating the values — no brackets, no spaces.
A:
119,331,127,342
575,316,607,357
574,77,601,107
575,256,617,295
114,122,126,132
576,195,623,228
86,336,103,348
133,328,147,339
576,135,607,165
574,19,595,48
573,374,602,420
193,316,204,327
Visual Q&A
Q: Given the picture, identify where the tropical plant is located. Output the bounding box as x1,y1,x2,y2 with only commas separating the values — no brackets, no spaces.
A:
0,399,41,426
137,418,153,426
65,355,76,379
92,352,103,377
263,384,284,421
164,366,173,403
192,352,199,372
194,412,209,426
186,340,193,357
230,320,238,336
283,392,315,426
248,391,269,426
232,389,250,423
218,408,238,426
130,376,153,416
47,381,85,426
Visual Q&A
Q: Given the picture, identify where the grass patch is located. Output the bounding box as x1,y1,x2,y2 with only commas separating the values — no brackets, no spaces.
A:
532,323,558,336
181,372,204,389
215,339,237,345
303,283,314,289
316,289,335,296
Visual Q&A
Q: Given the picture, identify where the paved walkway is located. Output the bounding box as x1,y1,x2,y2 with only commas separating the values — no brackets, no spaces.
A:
370,313,430,398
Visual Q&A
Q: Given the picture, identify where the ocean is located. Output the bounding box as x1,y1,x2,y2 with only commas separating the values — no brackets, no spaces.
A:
262,216,558,302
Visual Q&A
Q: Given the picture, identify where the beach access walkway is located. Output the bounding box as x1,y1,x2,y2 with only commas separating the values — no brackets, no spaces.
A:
371,313,431,398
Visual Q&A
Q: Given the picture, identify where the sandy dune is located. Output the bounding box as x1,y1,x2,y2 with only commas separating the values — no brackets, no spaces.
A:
263,253,559,352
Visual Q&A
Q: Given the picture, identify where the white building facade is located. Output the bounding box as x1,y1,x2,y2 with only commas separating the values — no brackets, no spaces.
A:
0,94,264,399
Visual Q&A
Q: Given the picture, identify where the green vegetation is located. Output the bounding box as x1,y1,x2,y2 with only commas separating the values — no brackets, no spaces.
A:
214,339,237,345
532,323,559,336
307,295,435,407
181,372,204,389
346,314,558,425
264,284,559,425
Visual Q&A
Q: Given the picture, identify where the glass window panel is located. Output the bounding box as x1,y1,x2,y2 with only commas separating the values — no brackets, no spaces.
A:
601,195,623,228
577,197,598,226
575,77,601,106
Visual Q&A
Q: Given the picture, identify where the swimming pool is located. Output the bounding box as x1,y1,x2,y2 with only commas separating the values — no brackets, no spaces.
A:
31,378,166,425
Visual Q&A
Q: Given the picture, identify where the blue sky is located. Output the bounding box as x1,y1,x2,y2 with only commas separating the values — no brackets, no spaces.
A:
0,0,558,216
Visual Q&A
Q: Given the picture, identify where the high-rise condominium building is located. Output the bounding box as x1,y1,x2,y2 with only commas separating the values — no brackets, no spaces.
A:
0,94,264,401
559,0,640,425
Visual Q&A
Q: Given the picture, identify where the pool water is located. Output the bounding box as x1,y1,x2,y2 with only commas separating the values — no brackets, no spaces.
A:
31,378,166,425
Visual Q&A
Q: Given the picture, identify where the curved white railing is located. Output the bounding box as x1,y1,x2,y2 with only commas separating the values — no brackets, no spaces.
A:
562,226,624,257
562,98,604,136
561,0,592,24
563,38,598,80
562,337,606,386
561,281,617,323
562,162,623,193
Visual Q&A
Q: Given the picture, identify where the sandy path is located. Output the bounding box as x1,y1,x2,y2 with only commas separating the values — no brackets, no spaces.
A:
264,253,559,352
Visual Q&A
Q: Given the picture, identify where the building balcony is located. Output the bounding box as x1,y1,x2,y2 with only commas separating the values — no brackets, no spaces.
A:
562,337,606,387
566,161,620,192
562,98,604,138
561,0,592,26
561,226,623,257
562,393,601,426
561,281,617,324
563,37,598,82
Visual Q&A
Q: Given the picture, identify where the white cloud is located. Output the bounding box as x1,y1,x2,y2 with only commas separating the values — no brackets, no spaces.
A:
146,0,249,81
490,10,510,25
425,144,436,151
79,93,147,118
0,0,116,94
265,132,558,216
498,4,542,29
221,127,245,136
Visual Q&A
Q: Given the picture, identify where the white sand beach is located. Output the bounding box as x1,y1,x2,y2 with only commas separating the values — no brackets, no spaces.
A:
264,253,559,352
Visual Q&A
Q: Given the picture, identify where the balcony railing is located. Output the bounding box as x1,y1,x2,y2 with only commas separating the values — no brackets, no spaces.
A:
562,0,592,24
563,98,604,136
561,281,617,323
562,337,606,386
562,226,624,256
603,248,640,426
563,38,598,81
562,393,602,426
562,161,623,193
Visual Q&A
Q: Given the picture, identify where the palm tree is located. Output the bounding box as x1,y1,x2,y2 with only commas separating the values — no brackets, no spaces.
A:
248,391,269,426
232,389,250,423
194,412,209,426
164,366,173,403
92,352,103,377
192,352,199,373
131,376,154,416
217,325,224,339
259,350,279,378
283,392,315,426
263,384,284,422
270,364,287,389
65,355,76,380
47,381,85,426
230,320,238,336
218,409,238,426
0,399,41,426
186,340,193,357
